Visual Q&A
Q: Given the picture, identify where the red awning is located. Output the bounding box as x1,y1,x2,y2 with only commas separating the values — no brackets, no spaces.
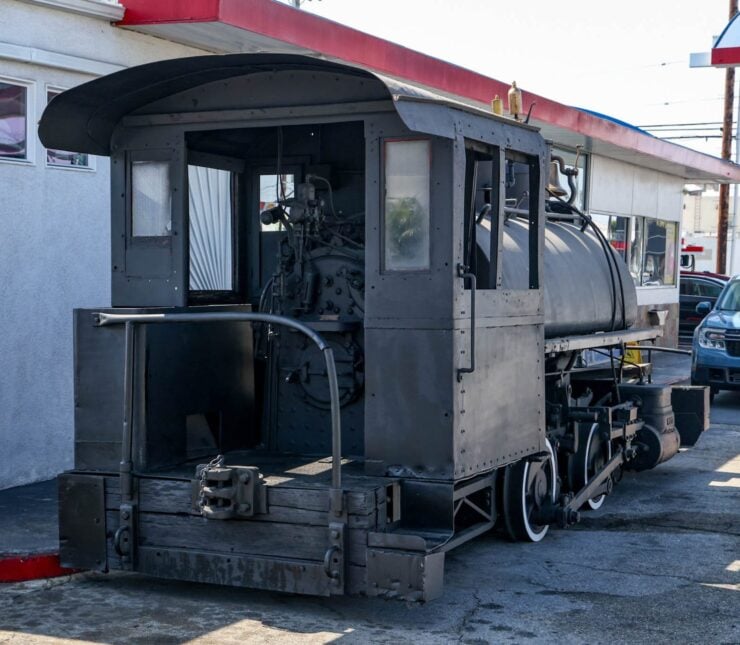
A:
118,0,740,183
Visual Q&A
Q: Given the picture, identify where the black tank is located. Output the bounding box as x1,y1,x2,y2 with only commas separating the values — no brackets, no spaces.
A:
476,218,638,338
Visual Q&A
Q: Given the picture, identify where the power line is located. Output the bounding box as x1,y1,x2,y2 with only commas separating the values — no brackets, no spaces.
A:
638,121,731,128
658,135,723,140
644,127,725,132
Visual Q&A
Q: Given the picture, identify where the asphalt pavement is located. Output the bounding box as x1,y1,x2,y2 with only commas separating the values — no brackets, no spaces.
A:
0,366,738,644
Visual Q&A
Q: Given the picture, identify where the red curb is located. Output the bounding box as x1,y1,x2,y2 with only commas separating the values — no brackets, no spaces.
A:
0,553,79,583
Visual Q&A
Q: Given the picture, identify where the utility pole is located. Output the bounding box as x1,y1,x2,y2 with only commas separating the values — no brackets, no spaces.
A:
718,0,739,274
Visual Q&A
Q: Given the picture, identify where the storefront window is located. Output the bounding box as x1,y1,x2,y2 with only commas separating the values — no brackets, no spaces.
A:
0,80,28,161
591,213,629,261
642,219,677,286
590,213,678,287
629,217,644,285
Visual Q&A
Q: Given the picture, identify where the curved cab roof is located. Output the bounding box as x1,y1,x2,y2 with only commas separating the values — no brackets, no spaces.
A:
39,53,540,156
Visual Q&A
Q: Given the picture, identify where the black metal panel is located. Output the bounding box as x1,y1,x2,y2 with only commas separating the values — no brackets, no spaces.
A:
364,122,456,325
400,480,454,531
671,385,710,446
367,549,445,602
74,305,255,472
364,328,455,479
58,473,106,571
110,143,187,307
74,310,127,471
454,324,544,477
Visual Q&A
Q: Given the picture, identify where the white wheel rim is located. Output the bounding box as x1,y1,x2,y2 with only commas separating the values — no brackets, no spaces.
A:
585,423,611,510
521,438,557,542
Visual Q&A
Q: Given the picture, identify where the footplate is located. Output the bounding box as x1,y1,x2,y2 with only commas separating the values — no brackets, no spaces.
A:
193,459,267,519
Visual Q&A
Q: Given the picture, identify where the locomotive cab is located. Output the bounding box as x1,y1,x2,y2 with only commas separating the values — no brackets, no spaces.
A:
40,54,709,601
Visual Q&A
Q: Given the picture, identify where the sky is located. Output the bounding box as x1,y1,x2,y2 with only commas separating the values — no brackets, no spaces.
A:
289,0,735,159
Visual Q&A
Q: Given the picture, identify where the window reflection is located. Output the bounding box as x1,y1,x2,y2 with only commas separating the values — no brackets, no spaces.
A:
0,81,27,160
591,212,678,287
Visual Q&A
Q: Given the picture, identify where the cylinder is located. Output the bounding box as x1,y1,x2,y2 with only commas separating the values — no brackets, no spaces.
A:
628,425,681,471
476,218,637,337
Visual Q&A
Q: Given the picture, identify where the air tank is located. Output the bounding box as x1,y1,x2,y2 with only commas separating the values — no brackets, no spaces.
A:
476,218,638,338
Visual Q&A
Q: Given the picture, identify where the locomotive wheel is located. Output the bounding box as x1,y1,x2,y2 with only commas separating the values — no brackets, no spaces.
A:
502,439,557,542
572,423,611,511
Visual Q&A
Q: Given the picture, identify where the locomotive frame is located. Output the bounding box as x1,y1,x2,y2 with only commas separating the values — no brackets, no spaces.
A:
41,54,709,601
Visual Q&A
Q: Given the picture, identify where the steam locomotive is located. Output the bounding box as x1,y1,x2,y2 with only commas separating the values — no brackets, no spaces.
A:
40,54,709,600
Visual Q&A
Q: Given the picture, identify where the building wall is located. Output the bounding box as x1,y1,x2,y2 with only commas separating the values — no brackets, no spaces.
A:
0,0,210,490
682,192,720,235
681,191,740,274
589,155,684,347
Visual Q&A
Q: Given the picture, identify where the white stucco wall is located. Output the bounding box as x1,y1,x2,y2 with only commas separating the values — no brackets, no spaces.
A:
0,0,211,490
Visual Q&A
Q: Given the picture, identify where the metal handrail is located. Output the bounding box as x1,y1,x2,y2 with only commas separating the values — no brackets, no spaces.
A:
94,311,343,496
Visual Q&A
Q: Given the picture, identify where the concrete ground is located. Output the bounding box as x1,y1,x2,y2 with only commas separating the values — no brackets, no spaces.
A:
0,374,738,643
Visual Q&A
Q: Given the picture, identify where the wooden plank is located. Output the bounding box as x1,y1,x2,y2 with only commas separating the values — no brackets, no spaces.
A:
105,477,380,526
137,546,333,596
135,512,368,567
105,510,369,586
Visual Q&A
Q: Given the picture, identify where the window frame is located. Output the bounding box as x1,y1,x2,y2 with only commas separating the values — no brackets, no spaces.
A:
641,217,678,287
696,278,724,298
590,211,679,288
44,84,95,172
126,150,175,245
381,136,433,274
0,74,35,165
187,163,239,298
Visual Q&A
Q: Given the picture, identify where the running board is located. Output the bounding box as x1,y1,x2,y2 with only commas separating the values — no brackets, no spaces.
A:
544,327,662,354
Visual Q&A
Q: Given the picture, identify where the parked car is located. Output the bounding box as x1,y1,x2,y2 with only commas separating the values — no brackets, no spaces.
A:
679,271,729,337
691,275,740,400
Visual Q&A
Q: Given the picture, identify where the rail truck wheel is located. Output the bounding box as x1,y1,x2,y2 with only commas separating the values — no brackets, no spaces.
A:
570,423,611,511
502,438,557,542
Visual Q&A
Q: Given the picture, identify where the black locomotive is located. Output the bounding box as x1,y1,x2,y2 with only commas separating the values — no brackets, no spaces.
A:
40,54,709,600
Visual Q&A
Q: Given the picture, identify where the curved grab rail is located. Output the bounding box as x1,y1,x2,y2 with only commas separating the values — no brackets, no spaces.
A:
94,311,343,494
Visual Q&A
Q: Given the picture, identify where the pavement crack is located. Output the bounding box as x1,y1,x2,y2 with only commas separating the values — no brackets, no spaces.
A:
553,559,713,586
457,590,483,642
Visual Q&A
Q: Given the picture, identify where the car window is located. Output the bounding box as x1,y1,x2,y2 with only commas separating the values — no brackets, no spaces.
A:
716,281,740,311
698,281,723,298
680,278,700,296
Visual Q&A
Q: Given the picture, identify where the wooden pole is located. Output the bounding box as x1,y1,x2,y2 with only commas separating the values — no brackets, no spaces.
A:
718,0,739,274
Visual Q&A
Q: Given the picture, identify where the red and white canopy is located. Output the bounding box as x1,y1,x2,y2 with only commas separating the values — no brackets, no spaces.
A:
712,13,740,66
